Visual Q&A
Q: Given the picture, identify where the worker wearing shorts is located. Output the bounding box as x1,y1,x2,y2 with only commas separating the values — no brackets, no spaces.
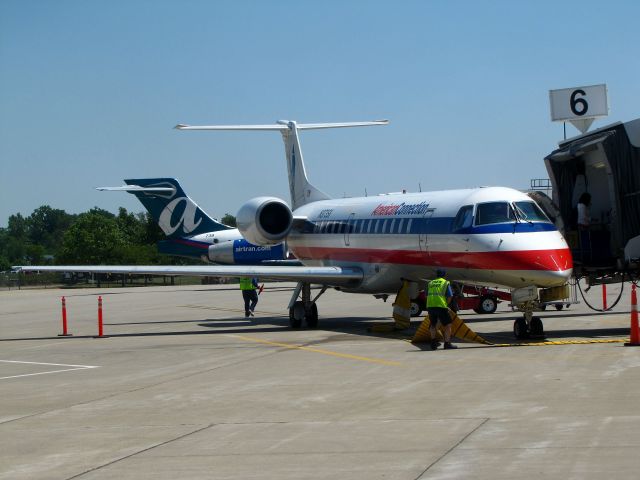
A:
427,269,456,350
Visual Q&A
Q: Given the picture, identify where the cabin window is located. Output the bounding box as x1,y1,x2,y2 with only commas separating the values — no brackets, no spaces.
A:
451,205,474,231
513,201,551,222
389,218,396,234
381,219,388,233
406,218,413,234
475,202,515,225
397,218,405,234
353,219,361,233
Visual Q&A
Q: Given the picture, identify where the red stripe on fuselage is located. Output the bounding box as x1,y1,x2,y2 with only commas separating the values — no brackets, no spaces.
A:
291,246,573,271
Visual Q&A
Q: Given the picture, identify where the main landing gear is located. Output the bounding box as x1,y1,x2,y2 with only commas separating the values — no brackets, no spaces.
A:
513,302,544,340
288,282,327,329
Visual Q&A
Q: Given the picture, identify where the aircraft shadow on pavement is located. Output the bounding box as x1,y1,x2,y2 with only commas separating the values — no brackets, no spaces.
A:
0,314,401,343
2,308,628,343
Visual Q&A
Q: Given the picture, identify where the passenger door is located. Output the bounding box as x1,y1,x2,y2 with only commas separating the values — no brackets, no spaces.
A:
418,210,434,252
344,213,355,246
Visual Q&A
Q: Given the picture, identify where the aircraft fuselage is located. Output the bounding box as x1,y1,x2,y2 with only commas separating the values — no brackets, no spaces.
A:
287,186,572,293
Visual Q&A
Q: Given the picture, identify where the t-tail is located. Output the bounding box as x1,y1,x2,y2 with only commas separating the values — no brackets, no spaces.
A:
175,120,389,210
97,178,232,238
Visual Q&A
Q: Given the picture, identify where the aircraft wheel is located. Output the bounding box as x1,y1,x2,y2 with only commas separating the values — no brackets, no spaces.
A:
477,295,498,314
305,303,319,328
513,317,529,339
539,304,547,311
410,301,423,317
555,304,564,311
289,301,305,329
530,317,544,337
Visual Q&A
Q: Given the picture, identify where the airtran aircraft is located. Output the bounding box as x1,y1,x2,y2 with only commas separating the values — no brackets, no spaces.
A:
97,178,289,265
17,120,573,338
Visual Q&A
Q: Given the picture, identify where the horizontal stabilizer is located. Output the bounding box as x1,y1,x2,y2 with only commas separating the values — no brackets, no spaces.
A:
175,120,389,131
96,185,175,193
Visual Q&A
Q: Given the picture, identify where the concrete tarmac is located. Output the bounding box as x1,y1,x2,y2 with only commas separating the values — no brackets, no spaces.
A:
0,281,638,479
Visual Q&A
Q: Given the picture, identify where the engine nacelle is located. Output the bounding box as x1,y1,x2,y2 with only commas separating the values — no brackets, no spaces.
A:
207,241,235,264
237,196,293,246
208,239,287,264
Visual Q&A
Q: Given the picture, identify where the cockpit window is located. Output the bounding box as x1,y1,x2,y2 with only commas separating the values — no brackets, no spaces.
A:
514,201,551,222
452,205,474,231
475,202,515,225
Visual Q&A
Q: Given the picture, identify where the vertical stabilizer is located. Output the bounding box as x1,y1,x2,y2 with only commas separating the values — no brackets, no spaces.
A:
278,120,330,209
97,178,232,238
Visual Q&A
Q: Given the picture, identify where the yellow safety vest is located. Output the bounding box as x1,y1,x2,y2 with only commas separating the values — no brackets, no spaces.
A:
239,277,256,290
427,278,450,308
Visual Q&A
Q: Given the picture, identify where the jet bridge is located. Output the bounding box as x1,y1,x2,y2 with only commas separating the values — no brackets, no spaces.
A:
544,117,640,277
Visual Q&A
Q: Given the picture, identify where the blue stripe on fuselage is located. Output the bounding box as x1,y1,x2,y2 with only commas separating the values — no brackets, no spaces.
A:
301,217,556,235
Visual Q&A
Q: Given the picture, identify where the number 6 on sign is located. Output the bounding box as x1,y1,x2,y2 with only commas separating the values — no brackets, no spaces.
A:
570,89,588,116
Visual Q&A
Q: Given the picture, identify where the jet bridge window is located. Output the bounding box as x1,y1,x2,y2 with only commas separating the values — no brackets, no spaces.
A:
513,201,551,222
475,202,515,225
451,205,474,231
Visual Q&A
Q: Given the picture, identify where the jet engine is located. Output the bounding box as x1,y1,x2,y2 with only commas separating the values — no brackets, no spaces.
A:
207,241,235,264
236,196,293,245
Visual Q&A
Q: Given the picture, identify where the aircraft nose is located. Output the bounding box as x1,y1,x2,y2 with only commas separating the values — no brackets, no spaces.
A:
531,248,573,287
536,267,573,287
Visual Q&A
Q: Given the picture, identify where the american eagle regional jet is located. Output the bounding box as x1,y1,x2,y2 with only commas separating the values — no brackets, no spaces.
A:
17,120,573,337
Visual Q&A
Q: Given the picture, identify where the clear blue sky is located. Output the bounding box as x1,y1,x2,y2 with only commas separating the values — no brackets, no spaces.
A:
1,0,639,227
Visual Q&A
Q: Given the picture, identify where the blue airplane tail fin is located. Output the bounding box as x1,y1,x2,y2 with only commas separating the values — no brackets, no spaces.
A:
98,178,232,239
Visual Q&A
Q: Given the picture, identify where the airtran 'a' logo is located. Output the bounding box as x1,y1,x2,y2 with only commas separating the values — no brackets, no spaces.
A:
159,197,202,235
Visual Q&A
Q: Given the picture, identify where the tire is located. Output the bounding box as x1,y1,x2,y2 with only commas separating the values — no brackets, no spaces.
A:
530,317,544,337
513,317,529,339
305,303,319,328
410,301,423,317
539,304,547,311
477,296,498,314
555,304,564,311
289,301,304,329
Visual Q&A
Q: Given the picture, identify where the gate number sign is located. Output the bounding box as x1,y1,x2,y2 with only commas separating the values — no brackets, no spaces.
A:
549,84,608,122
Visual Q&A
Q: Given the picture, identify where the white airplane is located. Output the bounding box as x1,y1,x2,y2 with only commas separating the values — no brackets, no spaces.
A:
97,177,290,265
17,120,573,338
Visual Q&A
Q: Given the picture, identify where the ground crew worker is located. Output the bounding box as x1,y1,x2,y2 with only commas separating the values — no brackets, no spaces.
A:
239,277,259,317
427,269,457,350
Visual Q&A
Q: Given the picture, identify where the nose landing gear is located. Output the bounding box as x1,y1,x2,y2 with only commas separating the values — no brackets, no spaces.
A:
513,303,545,339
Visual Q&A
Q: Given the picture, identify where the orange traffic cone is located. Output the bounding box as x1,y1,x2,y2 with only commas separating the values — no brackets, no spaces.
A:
625,284,639,347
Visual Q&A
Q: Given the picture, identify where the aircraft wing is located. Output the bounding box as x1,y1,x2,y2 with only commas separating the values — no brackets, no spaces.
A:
13,265,363,286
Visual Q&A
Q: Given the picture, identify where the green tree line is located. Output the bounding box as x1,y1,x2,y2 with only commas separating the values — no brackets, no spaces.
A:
0,205,168,271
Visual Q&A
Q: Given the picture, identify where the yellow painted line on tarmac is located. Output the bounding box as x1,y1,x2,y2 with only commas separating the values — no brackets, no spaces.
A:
232,335,403,366
492,338,629,347
404,337,629,347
